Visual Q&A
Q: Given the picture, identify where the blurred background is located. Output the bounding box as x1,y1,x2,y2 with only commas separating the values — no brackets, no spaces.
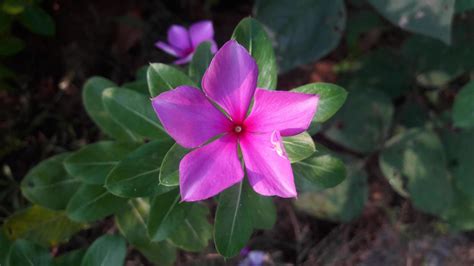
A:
2,0,474,265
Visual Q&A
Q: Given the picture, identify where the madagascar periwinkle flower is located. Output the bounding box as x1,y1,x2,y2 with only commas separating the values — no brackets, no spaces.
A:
155,20,217,65
152,40,319,202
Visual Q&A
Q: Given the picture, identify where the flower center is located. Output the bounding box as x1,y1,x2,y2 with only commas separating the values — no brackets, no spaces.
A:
234,126,242,133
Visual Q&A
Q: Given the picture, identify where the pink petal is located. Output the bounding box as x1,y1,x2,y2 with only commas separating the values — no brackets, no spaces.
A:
179,134,243,201
189,20,215,48
167,25,191,53
245,89,319,136
155,41,180,57
202,40,258,123
173,53,194,65
240,131,296,198
151,86,232,149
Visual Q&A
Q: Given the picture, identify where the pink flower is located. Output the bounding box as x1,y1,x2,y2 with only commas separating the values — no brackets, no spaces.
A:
152,40,319,202
155,20,218,65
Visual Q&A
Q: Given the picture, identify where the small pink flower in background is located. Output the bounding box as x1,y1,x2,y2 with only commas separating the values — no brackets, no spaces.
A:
152,40,319,202
155,20,217,65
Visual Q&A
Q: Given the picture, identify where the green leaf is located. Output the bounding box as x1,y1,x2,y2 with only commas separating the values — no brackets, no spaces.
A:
64,141,138,184
80,235,126,266
255,0,346,72
7,239,52,266
456,0,474,12
147,63,196,97
66,184,128,222
147,189,188,241
19,5,55,36
214,181,253,258
115,198,176,266
0,231,11,266
102,87,169,140
1,0,25,15
441,129,474,200
294,163,367,222
82,77,139,141
232,17,277,89
293,146,346,192
401,23,474,88
379,129,453,215
339,48,412,98
168,204,212,252
453,81,474,129
442,187,474,230
3,205,84,247
368,0,454,44
21,153,80,210
106,139,173,197
159,143,188,187
54,249,85,266
324,89,393,154
122,79,148,95
189,42,213,86
283,132,315,163
292,83,348,124
0,36,24,56
214,181,274,257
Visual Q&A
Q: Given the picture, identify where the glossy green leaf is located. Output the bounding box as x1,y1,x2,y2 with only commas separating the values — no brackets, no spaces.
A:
0,36,24,56
189,42,213,86
54,249,85,266
283,132,315,163
453,81,474,129
293,146,346,192
147,63,196,97
159,143,188,186
102,87,169,140
66,184,128,222
168,204,212,252
82,77,138,141
325,89,393,154
379,129,453,215
214,181,274,257
368,0,454,44
115,199,176,266
21,153,80,210
80,235,126,266
294,163,367,222
3,205,84,247
106,139,173,197
7,239,52,266
292,83,348,124
147,189,188,241
232,17,277,89
122,79,148,95
64,141,138,184
255,0,346,72
19,5,55,36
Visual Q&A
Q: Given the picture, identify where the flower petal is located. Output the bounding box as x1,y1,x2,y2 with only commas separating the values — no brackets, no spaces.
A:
240,131,296,198
179,134,243,201
202,40,258,123
189,20,215,48
167,25,191,52
173,53,194,65
245,88,319,136
151,85,232,148
155,41,180,57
